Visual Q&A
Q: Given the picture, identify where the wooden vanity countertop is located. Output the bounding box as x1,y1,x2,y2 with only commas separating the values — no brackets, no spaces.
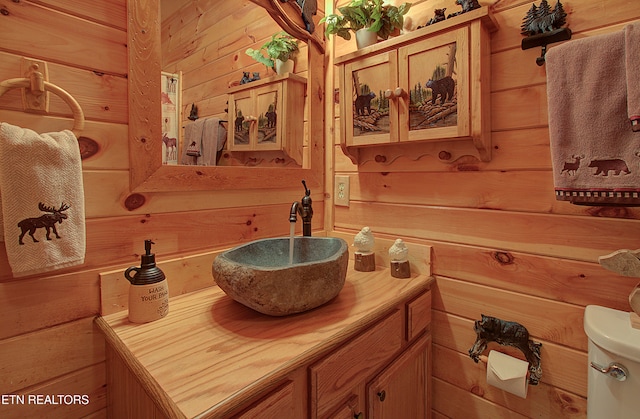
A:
96,263,433,418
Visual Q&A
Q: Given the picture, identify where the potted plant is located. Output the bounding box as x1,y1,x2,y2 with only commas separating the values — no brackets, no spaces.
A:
320,0,411,48
245,31,300,75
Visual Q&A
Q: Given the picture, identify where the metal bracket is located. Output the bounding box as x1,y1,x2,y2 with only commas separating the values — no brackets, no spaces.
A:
521,27,572,66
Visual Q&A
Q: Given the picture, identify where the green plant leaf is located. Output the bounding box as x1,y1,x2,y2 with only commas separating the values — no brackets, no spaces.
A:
322,0,411,41
245,31,299,68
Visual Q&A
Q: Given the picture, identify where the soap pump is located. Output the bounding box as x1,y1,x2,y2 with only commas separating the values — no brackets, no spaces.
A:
124,240,169,323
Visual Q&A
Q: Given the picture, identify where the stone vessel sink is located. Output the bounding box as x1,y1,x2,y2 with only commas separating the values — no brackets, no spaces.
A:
212,237,349,316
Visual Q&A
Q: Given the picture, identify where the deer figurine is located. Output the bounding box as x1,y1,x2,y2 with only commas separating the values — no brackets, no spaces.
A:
18,202,70,245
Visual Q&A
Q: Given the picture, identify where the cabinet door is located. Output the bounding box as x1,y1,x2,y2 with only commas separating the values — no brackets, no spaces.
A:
310,310,403,418
254,83,282,151
398,27,470,143
229,89,254,151
367,334,431,419
342,51,399,147
228,84,283,152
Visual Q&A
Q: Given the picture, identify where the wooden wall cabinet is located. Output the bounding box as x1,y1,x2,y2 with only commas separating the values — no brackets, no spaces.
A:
227,73,306,165
335,7,497,165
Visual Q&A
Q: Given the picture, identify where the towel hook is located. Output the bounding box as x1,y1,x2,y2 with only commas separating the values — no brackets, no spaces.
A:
0,75,85,133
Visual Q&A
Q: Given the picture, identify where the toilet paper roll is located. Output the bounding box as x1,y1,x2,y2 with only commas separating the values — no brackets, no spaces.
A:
486,350,529,398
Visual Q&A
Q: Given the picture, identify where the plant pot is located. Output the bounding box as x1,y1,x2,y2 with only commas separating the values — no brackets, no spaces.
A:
355,28,378,49
275,59,294,75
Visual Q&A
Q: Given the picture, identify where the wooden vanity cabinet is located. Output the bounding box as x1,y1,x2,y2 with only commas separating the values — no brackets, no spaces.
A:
227,73,306,165
310,309,404,418
309,290,432,419
99,278,432,419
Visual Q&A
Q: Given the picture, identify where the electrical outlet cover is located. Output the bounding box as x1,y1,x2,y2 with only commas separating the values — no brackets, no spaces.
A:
335,175,350,207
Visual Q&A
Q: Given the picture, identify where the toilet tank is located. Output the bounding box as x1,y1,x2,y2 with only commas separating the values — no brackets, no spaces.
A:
584,305,640,419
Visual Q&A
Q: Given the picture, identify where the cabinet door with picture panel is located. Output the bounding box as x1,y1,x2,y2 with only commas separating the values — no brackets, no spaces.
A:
399,26,470,143
254,83,282,151
342,50,399,147
228,83,282,152
229,89,254,151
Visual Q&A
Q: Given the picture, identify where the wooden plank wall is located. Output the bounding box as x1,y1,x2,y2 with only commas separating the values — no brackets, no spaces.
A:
161,0,312,122
0,1,323,418
327,0,640,417
161,0,314,167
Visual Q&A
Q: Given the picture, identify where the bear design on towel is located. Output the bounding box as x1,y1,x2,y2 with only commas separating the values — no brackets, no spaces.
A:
560,154,633,177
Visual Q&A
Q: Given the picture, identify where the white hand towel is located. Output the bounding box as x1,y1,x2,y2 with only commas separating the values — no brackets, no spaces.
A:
0,122,85,277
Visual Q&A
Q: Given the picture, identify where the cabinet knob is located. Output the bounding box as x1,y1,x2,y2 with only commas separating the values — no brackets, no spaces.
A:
438,150,452,160
377,390,386,402
384,87,405,99
354,413,363,419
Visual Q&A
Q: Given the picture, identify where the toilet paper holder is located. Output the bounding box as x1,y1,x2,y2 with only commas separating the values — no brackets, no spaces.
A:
468,314,542,385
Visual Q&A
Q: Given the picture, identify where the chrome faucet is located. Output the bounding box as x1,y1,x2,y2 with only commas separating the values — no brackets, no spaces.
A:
289,180,313,236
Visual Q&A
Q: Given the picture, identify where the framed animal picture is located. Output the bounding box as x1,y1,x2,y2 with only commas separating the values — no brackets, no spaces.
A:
161,71,181,165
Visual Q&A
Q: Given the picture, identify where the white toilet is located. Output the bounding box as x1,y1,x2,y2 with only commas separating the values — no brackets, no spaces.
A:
584,305,640,418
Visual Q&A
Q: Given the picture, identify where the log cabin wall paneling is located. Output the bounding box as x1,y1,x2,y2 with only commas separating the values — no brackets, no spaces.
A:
1,0,639,417
327,0,640,417
0,1,324,418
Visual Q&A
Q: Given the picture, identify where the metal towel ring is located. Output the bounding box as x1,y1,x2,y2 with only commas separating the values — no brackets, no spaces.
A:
0,78,85,133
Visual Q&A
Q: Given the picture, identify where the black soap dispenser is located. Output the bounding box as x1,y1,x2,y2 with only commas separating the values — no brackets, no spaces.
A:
124,240,169,323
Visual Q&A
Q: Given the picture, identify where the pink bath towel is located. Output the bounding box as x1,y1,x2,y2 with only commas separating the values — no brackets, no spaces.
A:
546,21,640,205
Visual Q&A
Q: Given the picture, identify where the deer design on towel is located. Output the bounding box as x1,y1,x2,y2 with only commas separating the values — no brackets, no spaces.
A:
18,202,70,245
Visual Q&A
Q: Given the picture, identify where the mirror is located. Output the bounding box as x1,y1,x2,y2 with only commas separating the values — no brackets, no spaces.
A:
127,0,324,192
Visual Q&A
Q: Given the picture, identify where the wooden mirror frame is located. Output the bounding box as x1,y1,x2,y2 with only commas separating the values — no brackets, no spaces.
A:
127,0,324,192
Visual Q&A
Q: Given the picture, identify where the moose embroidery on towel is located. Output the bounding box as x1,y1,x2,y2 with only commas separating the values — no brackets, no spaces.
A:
18,202,70,245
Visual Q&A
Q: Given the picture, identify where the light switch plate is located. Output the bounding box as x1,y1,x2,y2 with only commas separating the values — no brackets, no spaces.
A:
335,175,350,207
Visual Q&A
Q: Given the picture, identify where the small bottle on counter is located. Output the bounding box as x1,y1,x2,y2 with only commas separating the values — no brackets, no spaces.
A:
124,240,169,323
